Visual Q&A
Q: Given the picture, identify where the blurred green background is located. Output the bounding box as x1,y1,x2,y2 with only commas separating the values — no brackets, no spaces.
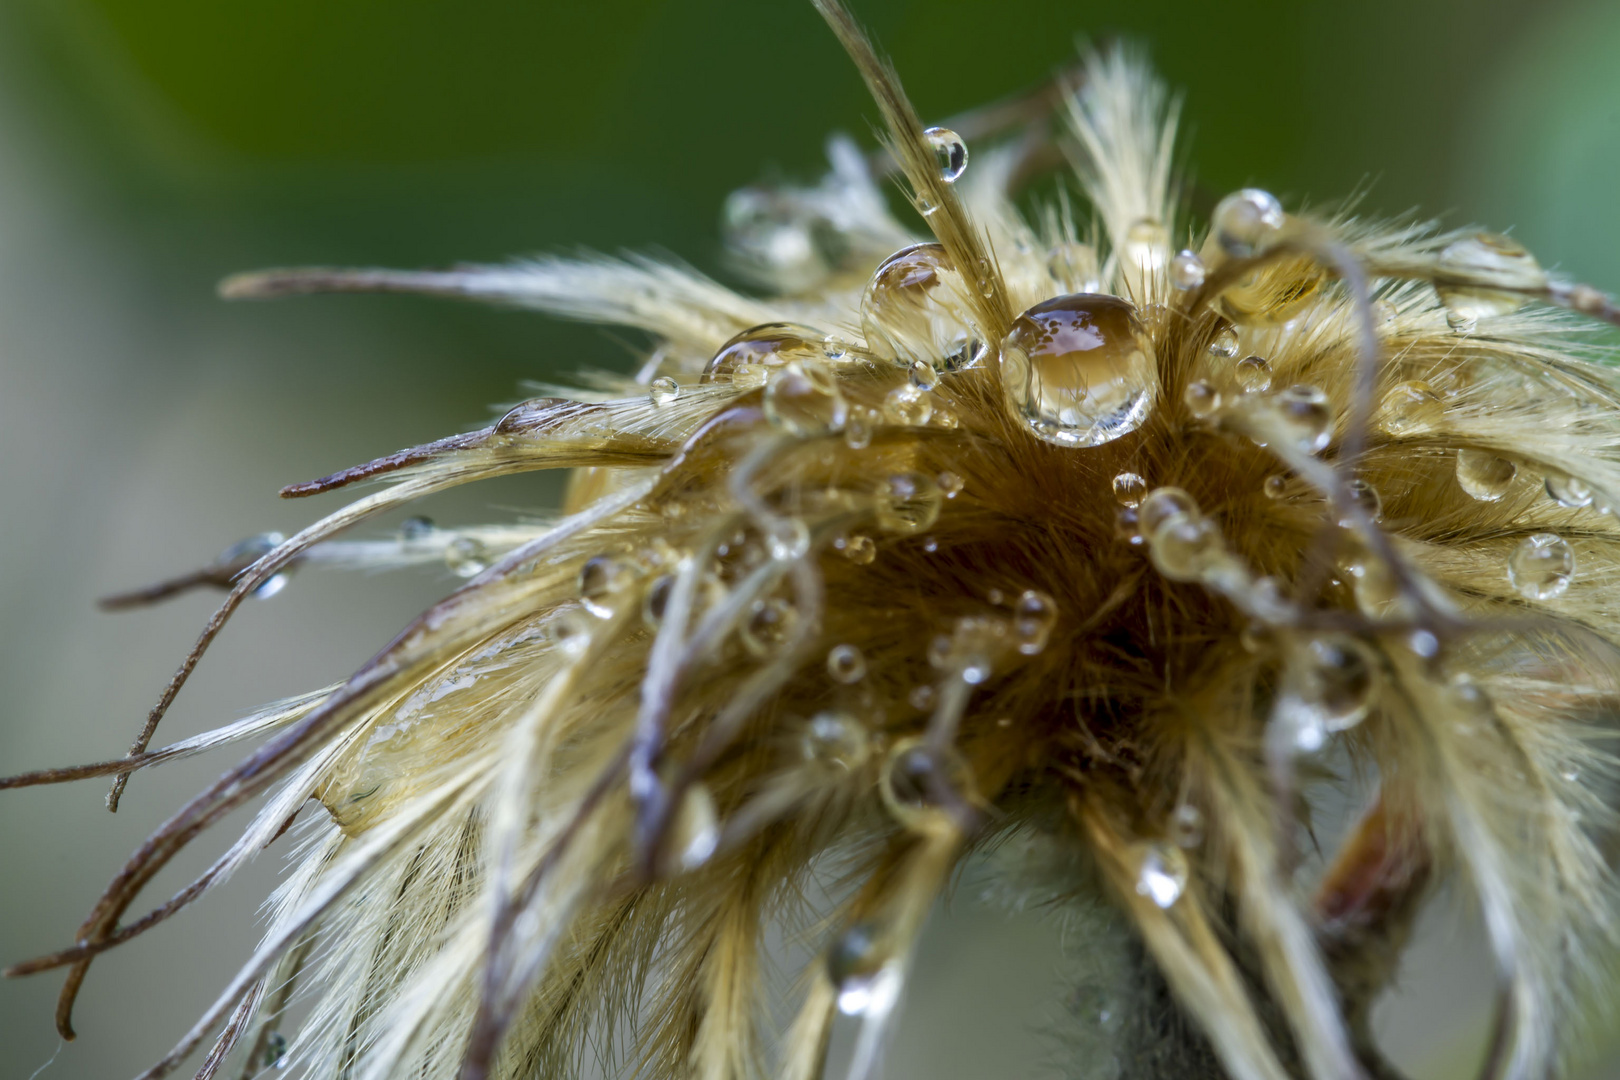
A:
2,0,1619,1077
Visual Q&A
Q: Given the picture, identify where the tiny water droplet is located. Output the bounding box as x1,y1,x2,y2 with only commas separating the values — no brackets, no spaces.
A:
1279,635,1379,750
264,1031,288,1069
1456,449,1517,501
545,608,594,658
925,126,968,183
937,471,964,498
1263,474,1287,499
883,384,934,426
399,515,436,541
908,358,940,391
908,684,935,710
1379,380,1443,437
826,644,867,684
766,519,811,562
881,737,974,831
875,472,943,535
1407,628,1440,659
1446,308,1477,334
741,596,799,655
827,922,901,1016
665,783,720,873
1343,479,1383,524
1273,385,1334,453
1149,512,1224,582
648,376,680,406
1138,487,1198,537
1212,188,1285,257
1234,355,1272,393
1135,843,1189,908
844,405,880,449
1507,533,1574,600
998,294,1158,448
1170,249,1206,290
1013,589,1058,655
1112,472,1147,507
839,533,877,565
1208,327,1239,358
803,709,871,768
1545,472,1593,509
1170,804,1204,848
579,554,635,618
446,536,490,577
1183,380,1221,418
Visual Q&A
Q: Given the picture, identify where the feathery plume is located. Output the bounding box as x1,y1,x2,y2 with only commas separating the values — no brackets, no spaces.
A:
9,3,1620,1079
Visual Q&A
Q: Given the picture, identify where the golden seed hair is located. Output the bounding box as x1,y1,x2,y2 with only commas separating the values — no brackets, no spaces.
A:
9,3,1620,1079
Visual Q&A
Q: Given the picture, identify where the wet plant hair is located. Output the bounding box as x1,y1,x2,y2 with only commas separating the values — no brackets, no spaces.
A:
8,2,1620,1078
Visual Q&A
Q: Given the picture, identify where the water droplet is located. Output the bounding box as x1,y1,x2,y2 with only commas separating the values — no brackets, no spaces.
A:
1507,533,1574,600
544,608,594,658
1545,472,1593,509
883,384,934,426
1139,487,1198,536
399,515,436,541
1170,249,1206,290
1379,380,1443,437
1013,589,1058,654
827,644,867,684
802,709,871,768
1446,308,1477,334
1183,380,1221,419
766,518,811,562
1279,635,1379,749
1263,474,1287,499
1047,242,1101,292
741,596,799,655
703,323,826,384
908,684,936,710
1346,550,1408,621
913,191,939,217
664,783,720,873
908,358,940,391
880,737,974,831
1170,804,1205,848
648,376,680,406
875,472,943,535
827,922,901,1016
1112,472,1147,507
1208,327,1239,358
937,471,965,498
579,555,635,618
1436,232,1545,323
1115,507,1143,544
1273,385,1335,454
1344,479,1383,524
1121,218,1169,274
1149,512,1224,582
764,361,847,435
446,536,490,577
1135,843,1189,908
844,405,880,449
1456,449,1517,501
218,532,291,598
264,1031,288,1069
643,574,674,629
1234,355,1273,394
930,403,960,429
1212,188,1285,257
823,336,851,362
1372,299,1398,325
921,536,939,554
253,573,291,600
924,126,968,183
861,243,984,370
998,294,1158,448
838,533,877,565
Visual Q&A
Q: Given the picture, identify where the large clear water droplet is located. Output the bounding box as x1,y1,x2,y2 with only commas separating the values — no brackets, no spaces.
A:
998,294,1158,448
1436,232,1545,323
1234,355,1272,394
702,323,825,385
1279,635,1379,750
1272,384,1335,454
880,737,974,832
1379,380,1443,437
1456,449,1517,501
648,376,679,406
924,126,968,183
1507,533,1574,600
1112,472,1147,507
861,243,984,371
1135,842,1189,908
764,361,847,435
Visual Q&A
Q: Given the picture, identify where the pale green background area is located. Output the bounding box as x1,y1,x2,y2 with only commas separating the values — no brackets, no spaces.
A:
0,1,1618,1078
